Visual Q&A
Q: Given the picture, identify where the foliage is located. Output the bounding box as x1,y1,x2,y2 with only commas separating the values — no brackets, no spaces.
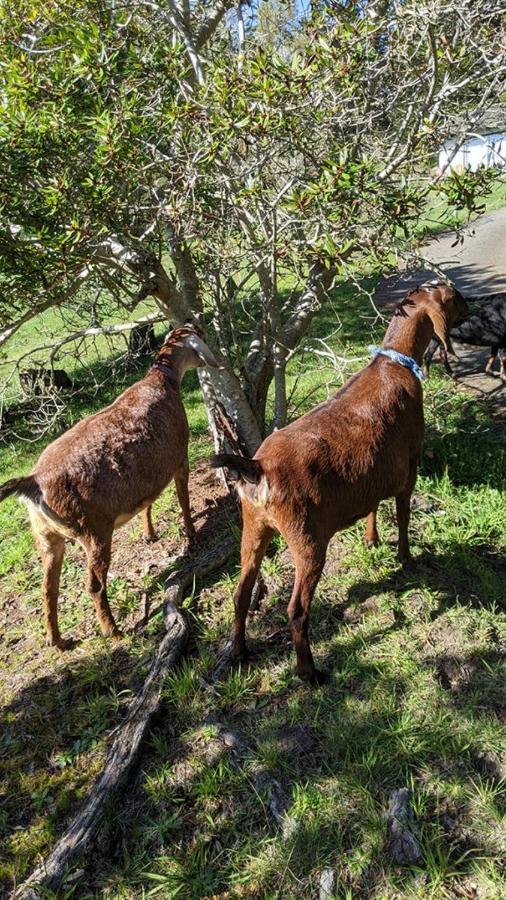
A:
1,0,505,442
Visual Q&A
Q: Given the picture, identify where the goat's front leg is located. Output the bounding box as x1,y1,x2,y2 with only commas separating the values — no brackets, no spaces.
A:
86,538,122,639
441,348,454,378
287,544,326,684
142,505,158,542
364,509,379,548
174,459,196,544
485,346,498,377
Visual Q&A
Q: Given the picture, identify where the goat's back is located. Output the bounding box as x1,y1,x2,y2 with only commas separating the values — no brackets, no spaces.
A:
255,359,423,537
452,292,506,347
32,378,188,527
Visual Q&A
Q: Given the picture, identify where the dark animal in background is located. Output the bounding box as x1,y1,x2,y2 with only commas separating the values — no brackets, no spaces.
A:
424,292,506,381
128,322,157,357
0,324,219,650
212,284,468,684
20,367,73,396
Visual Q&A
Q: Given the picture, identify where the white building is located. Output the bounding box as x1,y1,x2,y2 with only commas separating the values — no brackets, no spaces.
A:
438,106,506,173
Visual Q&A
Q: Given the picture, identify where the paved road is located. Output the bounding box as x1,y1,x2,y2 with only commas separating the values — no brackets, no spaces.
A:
375,207,506,409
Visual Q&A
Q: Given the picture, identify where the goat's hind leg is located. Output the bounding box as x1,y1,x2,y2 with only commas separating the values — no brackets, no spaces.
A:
85,536,122,640
32,521,68,650
142,505,158,543
287,540,327,684
232,508,273,661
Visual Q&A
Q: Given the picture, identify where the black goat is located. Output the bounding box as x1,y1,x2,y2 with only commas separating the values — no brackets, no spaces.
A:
424,292,506,381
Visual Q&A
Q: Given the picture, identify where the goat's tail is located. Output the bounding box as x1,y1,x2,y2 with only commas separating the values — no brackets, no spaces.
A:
211,453,262,483
211,453,269,505
0,475,41,504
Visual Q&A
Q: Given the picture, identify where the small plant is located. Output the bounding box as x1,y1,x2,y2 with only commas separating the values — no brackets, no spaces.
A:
215,667,258,709
163,659,200,705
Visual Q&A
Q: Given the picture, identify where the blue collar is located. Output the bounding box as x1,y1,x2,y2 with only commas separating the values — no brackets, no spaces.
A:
368,346,425,382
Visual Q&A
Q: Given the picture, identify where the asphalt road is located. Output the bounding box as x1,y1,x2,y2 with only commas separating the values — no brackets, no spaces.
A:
375,207,506,410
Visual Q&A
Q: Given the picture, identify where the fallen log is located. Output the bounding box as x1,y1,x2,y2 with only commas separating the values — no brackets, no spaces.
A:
386,787,423,865
15,535,237,899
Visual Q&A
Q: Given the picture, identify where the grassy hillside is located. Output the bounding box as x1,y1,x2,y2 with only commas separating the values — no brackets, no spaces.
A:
0,280,505,899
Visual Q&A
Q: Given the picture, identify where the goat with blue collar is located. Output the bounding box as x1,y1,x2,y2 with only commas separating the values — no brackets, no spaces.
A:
212,282,469,685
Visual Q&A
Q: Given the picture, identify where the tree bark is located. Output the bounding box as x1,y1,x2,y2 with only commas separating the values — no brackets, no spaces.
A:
14,607,188,898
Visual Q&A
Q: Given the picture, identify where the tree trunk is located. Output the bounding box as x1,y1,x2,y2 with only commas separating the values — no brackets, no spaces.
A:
272,344,288,430
199,367,262,455
97,241,334,457
161,233,263,455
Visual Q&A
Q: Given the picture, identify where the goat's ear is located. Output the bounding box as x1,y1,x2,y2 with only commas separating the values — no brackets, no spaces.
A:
426,304,454,355
185,333,220,368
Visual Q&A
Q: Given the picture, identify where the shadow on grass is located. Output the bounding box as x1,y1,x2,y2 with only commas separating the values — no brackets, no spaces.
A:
89,614,504,898
18,524,500,899
346,542,506,615
0,533,242,894
428,647,505,721
422,394,506,490
0,641,150,890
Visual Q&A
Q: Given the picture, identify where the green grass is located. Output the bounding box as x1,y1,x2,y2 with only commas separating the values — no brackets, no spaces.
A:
416,174,506,239
0,277,505,898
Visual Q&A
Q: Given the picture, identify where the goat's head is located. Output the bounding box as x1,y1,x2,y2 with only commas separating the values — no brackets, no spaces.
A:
159,322,221,369
401,282,469,354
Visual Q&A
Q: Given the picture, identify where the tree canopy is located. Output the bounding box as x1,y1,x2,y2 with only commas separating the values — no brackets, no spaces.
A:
1,0,505,446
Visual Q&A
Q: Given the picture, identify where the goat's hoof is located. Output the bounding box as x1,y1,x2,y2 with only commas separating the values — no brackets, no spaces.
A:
101,625,124,641
311,668,330,686
143,532,158,544
234,644,250,663
48,636,76,652
400,555,416,571
365,537,379,549
299,667,329,686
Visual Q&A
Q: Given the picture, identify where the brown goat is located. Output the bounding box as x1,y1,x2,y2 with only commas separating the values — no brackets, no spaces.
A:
0,324,219,649
212,284,468,684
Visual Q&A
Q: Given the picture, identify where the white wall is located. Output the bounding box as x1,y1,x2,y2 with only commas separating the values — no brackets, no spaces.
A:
439,131,506,173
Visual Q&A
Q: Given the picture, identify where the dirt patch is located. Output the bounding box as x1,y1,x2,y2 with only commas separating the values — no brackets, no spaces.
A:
420,615,506,718
342,596,382,625
110,464,236,582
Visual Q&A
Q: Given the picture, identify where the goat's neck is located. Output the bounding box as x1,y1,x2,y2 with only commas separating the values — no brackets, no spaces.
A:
154,346,191,387
382,310,434,364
